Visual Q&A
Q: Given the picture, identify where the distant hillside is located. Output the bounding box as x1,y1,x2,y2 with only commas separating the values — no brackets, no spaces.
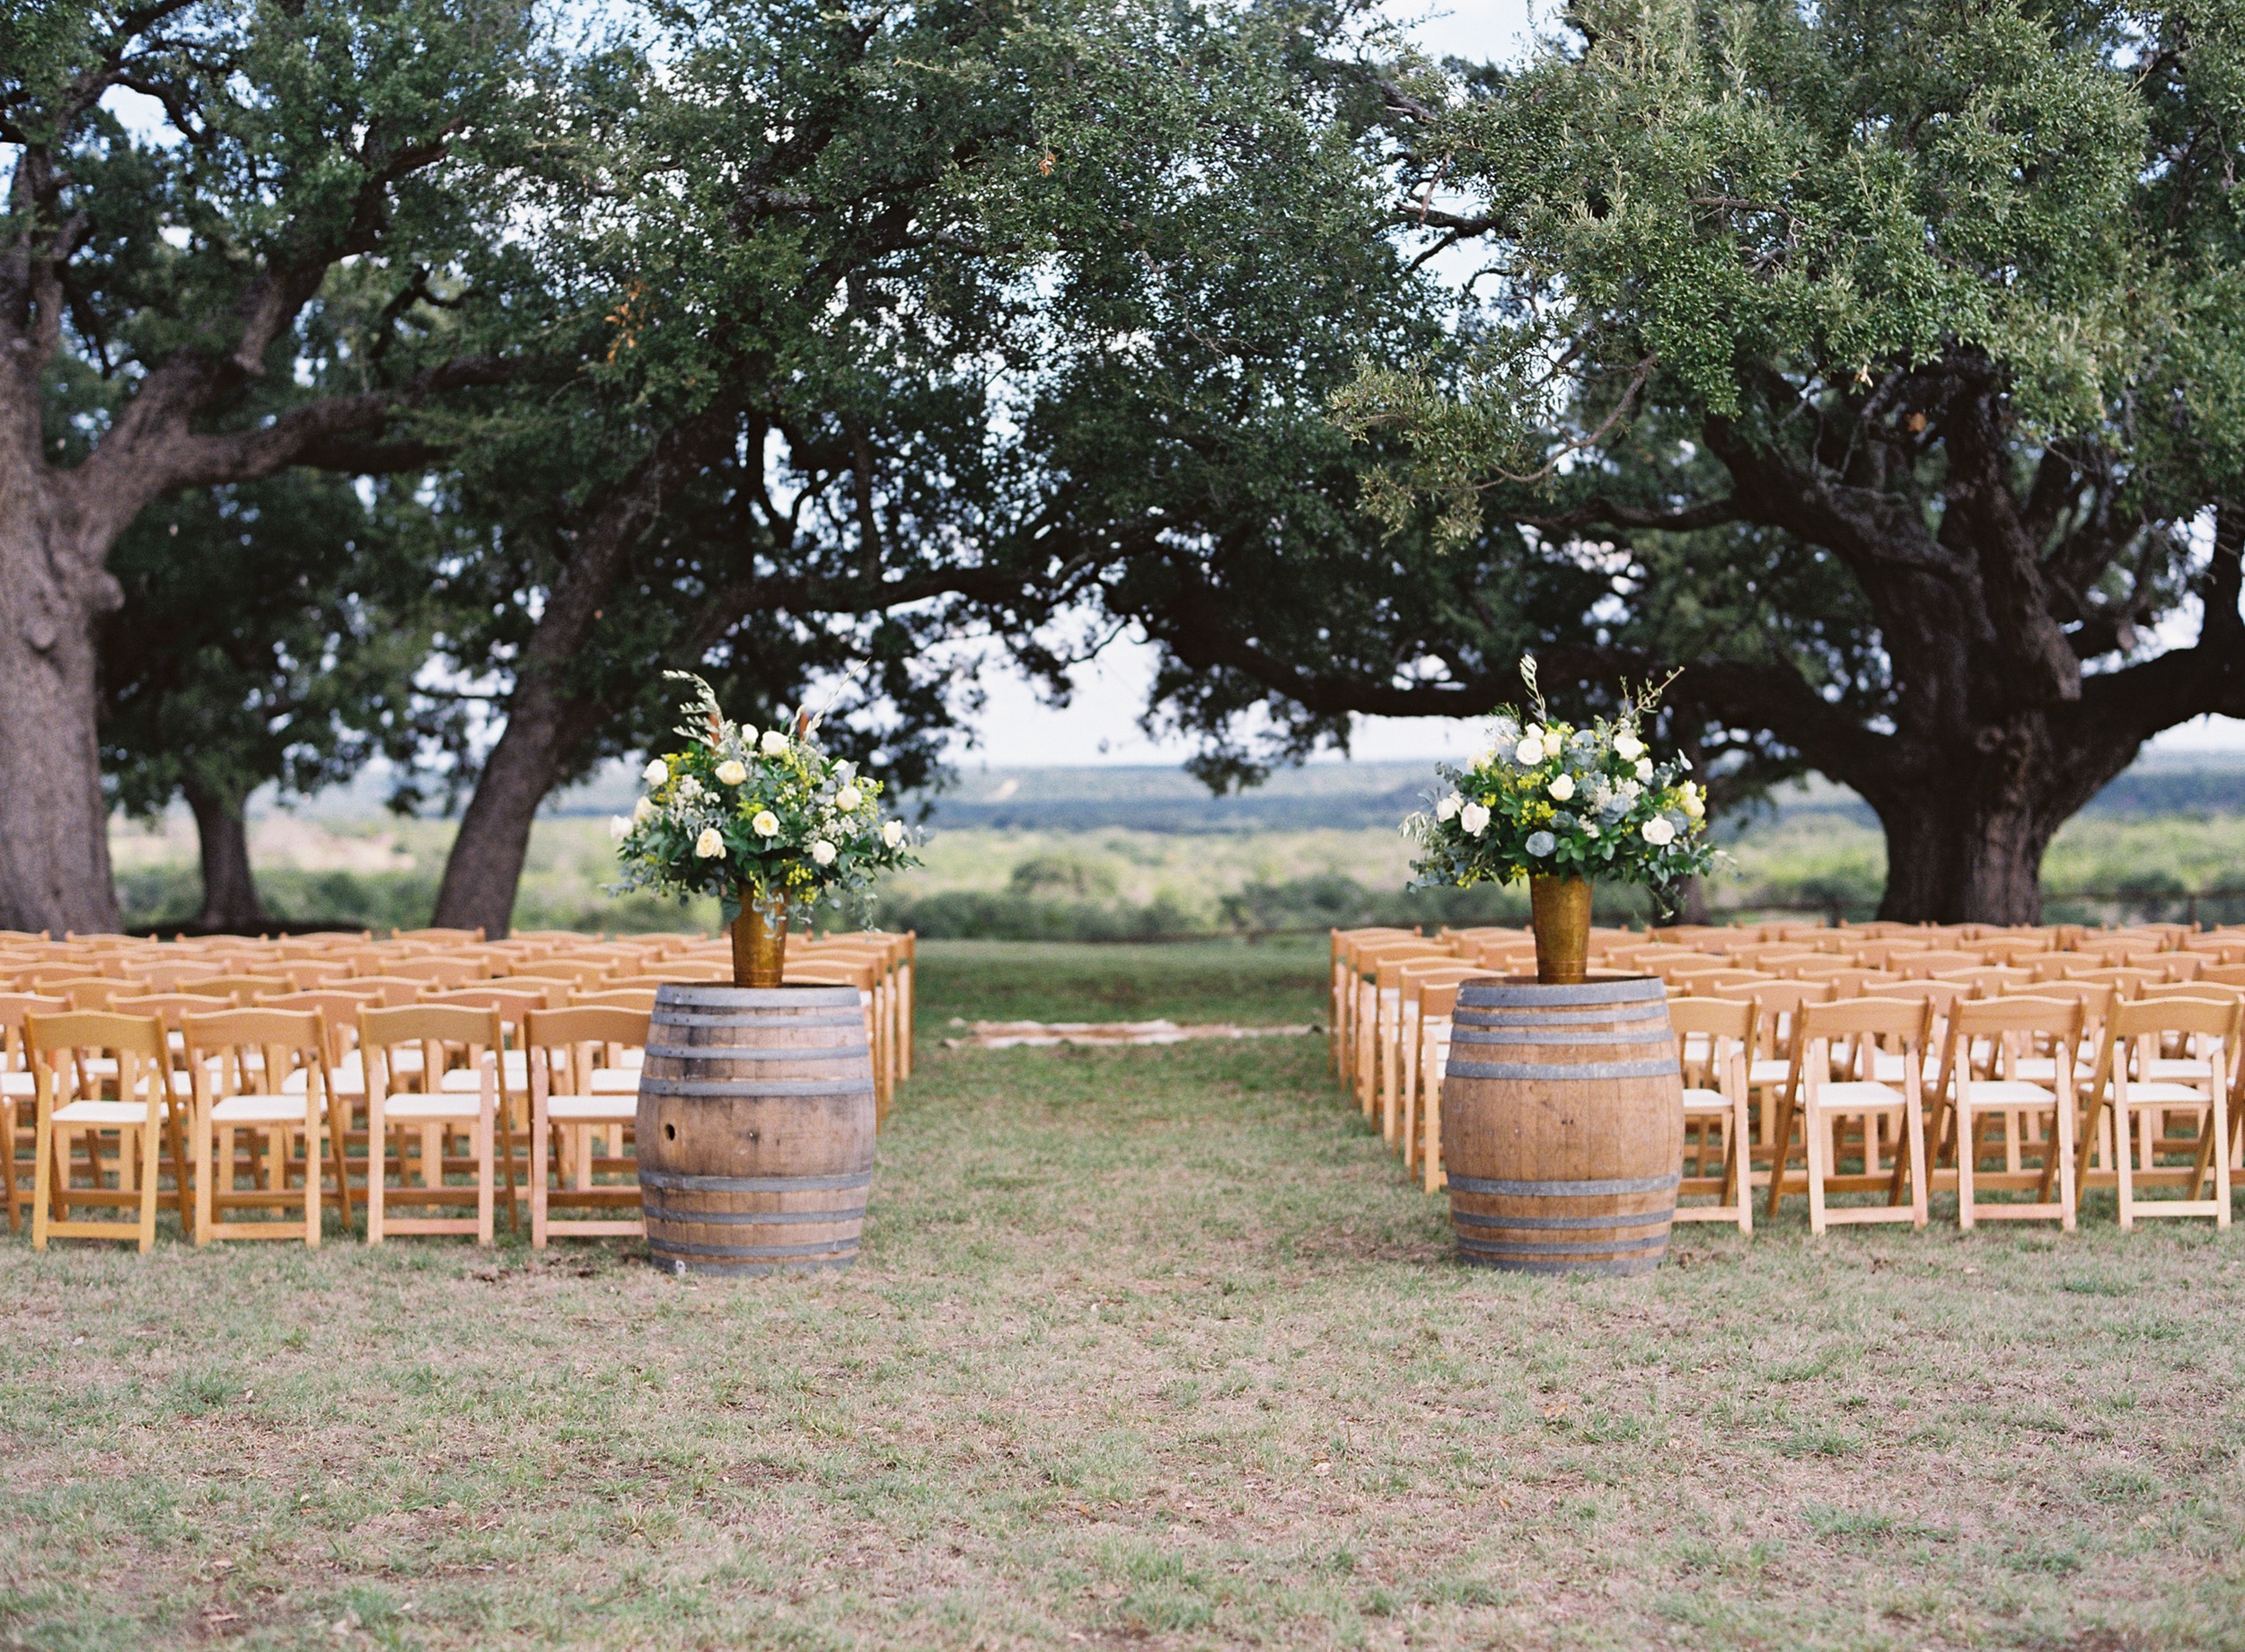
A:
518,748,2244,832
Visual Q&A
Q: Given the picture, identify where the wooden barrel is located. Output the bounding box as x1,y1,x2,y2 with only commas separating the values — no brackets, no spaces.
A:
636,984,876,1277
1441,976,1682,1276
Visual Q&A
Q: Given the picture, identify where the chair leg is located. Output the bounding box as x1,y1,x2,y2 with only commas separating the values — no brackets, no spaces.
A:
2056,1098,2078,1234
2117,1103,2136,1232
531,1096,548,1251
1906,1094,1929,1228
1957,1103,1976,1232
1806,1105,1828,1237
1732,1092,1752,1235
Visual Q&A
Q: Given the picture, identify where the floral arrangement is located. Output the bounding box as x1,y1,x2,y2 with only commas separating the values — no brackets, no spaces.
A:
1404,655,1720,895
612,672,919,924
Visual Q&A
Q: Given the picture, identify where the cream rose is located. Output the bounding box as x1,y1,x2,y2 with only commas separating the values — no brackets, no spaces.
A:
631,796,655,825
608,814,631,840
715,759,749,786
1681,785,1705,820
693,827,726,858
1436,792,1463,822
752,810,780,837
642,759,668,786
760,730,789,757
1634,757,1653,781
1641,817,1677,847
1613,734,1644,762
1513,736,1546,767
835,785,862,812
882,820,906,848
810,839,837,866
1547,774,1575,802
1460,802,1492,837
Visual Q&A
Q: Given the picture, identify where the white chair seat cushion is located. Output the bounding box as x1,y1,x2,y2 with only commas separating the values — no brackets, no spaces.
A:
2,1071,34,1099
282,1066,364,1097
588,1069,638,1094
1959,1080,2056,1109
51,1099,172,1126
1809,1081,1907,1112
545,1094,636,1122
376,1094,484,1121
617,1049,645,1070
1871,1052,1907,1083
210,1095,317,1126
438,1059,520,1093
2114,1082,2213,1106
1682,1088,1737,1115
2145,1059,2213,1082
1748,1058,1791,1085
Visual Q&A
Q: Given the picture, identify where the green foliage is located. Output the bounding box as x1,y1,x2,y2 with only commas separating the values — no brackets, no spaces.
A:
101,471,437,823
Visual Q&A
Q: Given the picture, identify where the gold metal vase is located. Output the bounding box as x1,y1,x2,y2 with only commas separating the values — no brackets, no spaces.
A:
730,889,789,988
1529,874,1592,985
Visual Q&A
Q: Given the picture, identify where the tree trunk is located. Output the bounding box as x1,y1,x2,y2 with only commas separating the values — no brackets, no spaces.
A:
181,775,268,931
428,418,732,937
1862,706,2155,926
431,680,602,937
0,505,123,935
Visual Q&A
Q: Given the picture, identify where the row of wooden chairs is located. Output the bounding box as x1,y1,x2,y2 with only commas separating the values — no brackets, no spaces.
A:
1330,922,2245,1237
0,923,917,1251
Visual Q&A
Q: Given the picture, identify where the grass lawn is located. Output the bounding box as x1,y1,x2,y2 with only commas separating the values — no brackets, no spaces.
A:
4,945,2242,1649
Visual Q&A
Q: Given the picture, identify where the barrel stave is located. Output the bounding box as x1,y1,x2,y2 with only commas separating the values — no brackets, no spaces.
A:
636,985,876,1277
1441,976,1683,1276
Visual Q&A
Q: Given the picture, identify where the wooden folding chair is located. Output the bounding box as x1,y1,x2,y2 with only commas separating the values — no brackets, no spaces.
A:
392,927,488,945
1393,962,1483,1153
178,974,291,1006
424,986,553,1228
1670,996,1755,1233
1928,996,2084,1231
376,956,487,989
184,1008,348,1244
1765,997,1933,1234
1,992,65,1233
358,1004,503,1244
524,1006,649,1246
1410,981,1461,1191
575,987,658,1014
1351,939,1454,1113
2078,997,2236,1230
28,1012,186,1252
1714,979,1832,1190
1331,927,1415,1076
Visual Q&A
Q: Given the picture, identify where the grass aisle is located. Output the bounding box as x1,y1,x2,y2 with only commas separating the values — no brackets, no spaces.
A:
3,960,2243,1648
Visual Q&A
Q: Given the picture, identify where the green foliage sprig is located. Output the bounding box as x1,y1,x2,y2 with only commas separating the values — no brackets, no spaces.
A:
612,673,920,925
1404,656,1721,895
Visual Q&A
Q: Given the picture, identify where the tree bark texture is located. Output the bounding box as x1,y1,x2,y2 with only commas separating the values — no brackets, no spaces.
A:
430,423,729,936
181,776,268,931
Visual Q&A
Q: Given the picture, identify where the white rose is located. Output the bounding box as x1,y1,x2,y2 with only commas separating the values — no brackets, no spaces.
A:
631,796,655,825
1614,734,1644,762
752,810,780,837
1514,736,1546,767
642,759,668,786
810,839,837,866
1547,774,1575,802
1460,803,1492,837
1634,757,1653,781
1681,785,1705,820
693,827,726,858
835,785,862,812
715,759,749,786
1642,817,1677,846
834,760,858,782
608,814,631,840
883,820,906,848
1436,792,1462,822
761,730,789,757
